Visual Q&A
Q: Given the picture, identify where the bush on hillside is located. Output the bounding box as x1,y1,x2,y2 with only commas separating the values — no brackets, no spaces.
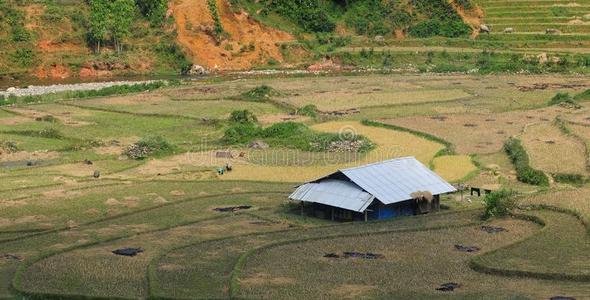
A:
483,189,517,218
297,104,318,117
504,138,549,186
240,85,278,101
229,109,258,124
126,135,174,159
409,19,470,38
267,0,335,32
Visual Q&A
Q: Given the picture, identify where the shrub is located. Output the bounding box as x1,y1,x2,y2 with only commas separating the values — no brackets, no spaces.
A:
0,141,18,153
11,48,36,67
207,0,224,40
222,122,262,144
483,189,517,218
344,0,392,36
267,0,335,32
240,85,278,101
126,135,174,159
136,0,168,26
409,19,470,38
574,89,590,101
229,110,258,124
548,92,581,108
553,173,586,185
504,138,549,186
297,104,318,117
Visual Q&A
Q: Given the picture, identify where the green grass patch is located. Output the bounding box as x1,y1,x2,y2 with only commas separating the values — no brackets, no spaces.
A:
223,121,374,152
548,92,581,109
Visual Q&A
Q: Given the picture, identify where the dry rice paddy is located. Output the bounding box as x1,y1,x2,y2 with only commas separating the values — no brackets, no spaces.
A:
283,89,471,111
521,123,588,175
384,106,566,154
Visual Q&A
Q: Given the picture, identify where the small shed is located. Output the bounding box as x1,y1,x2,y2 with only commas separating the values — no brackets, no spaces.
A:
289,157,456,221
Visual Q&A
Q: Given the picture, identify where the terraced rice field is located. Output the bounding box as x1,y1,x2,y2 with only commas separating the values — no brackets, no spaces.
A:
478,0,590,35
2,73,590,299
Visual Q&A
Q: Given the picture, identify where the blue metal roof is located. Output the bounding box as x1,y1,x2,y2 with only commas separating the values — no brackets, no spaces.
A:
289,157,456,212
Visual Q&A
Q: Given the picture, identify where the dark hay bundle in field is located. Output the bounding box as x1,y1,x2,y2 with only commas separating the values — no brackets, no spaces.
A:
1,254,22,260
343,252,384,259
112,248,144,257
454,244,480,253
481,226,507,234
213,205,252,212
436,282,461,292
324,252,384,259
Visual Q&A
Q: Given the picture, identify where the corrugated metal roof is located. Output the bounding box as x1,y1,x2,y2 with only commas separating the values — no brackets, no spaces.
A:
339,157,456,205
289,179,374,212
289,157,456,212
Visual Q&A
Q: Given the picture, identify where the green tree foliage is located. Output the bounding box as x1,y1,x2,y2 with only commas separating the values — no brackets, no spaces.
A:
89,0,109,52
343,0,413,36
136,0,168,26
110,0,136,53
408,0,471,38
267,0,335,32
88,0,136,53
483,189,517,218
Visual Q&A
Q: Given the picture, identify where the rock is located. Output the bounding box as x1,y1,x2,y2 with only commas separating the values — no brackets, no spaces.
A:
83,159,93,165
6,87,16,92
373,35,385,43
504,27,514,33
546,28,562,35
184,64,209,76
479,24,490,33
93,170,101,178
249,140,269,149
551,56,562,64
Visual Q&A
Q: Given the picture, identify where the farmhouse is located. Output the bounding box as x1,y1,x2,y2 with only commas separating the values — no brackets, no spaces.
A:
289,157,456,221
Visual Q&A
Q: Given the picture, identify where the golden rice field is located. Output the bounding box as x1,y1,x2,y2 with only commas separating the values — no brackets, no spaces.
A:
431,155,477,182
130,121,477,183
521,123,588,175
221,121,475,182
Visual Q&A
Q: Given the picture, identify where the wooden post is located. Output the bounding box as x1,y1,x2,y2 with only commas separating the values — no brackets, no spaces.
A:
331,208,335,221
300,201,304,216
364,210,368,222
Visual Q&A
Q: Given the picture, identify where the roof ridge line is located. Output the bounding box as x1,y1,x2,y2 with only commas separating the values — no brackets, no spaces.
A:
338,156,416,172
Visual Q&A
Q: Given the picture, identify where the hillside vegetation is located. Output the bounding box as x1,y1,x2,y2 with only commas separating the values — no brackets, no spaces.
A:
4,0,590,78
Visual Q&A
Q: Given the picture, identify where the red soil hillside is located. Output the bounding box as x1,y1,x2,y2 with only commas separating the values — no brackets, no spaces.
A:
171,0,293,70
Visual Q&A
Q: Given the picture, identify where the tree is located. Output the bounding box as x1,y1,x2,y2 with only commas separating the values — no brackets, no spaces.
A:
89,0,109,53
136,0,167,26
109,0,136,53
